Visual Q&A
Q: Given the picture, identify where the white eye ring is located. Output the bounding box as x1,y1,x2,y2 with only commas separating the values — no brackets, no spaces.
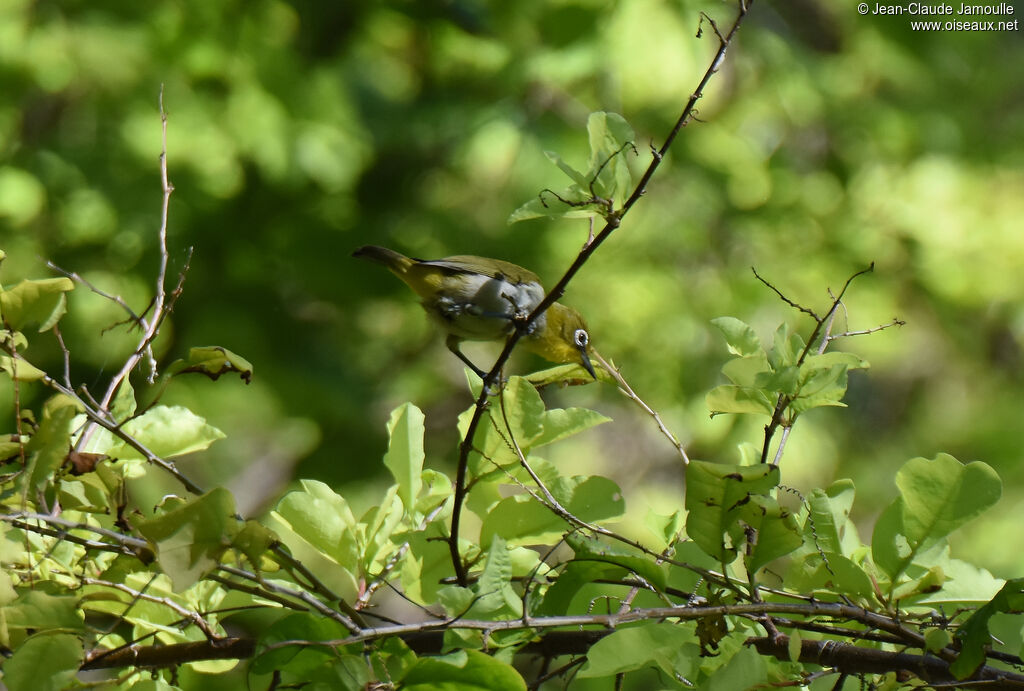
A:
573,328,589,348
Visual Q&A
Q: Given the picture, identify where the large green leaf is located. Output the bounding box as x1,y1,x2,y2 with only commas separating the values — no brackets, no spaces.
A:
401,649,526,691
805,480,857,556
685,461,780,563
21,395,79,494
383,402,425,513
565,532,667,592
2,632,82,691
703,644,768,691
460,376,608,475
471,536,521,619
711,316,763,357
252,611,351,675
578,622,697,678
872,454,1001,583
2,590,85,634
739,494,803,574
400,530,453,605
950,578,1024,678
267,480,361,600
102,405,225,460
706,385,775,417
479,475,625,548
135,488,239,591
0,277,74,332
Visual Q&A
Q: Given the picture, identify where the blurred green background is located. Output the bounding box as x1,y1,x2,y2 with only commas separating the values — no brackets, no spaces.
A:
1,0,1022,575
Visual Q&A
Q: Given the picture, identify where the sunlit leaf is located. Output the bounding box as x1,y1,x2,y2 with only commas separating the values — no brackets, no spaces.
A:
383,403,425,513
0,278,74,332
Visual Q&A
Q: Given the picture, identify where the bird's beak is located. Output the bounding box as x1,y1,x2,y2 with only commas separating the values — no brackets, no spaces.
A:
579,347,597,380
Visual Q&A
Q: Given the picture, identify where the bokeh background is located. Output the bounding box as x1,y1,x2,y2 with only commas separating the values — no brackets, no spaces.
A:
2,0,1022,576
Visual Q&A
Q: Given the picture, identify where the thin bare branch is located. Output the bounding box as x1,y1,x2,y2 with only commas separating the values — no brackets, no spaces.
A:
591,349,690,465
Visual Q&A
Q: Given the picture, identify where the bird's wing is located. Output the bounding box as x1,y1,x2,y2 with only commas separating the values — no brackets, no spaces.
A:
420,256,541,285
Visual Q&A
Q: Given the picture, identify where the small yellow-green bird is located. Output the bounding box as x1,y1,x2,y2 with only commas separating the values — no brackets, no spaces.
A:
353,245,596,379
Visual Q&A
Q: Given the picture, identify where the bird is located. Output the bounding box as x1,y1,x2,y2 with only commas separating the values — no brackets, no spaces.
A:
352,245,596,380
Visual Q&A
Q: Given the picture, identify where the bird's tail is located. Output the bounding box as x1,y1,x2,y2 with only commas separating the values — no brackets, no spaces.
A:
352,245,415,275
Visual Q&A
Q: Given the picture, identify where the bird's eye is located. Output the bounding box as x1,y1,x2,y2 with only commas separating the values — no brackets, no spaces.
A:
573,328,589,348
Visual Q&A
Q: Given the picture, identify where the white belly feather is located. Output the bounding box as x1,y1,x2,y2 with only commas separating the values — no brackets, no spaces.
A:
423,273,546,341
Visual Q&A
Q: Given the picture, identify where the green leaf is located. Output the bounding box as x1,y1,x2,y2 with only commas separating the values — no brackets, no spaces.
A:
480,475,625,548
706,385,774,417
2,632,82,691
401,531,456,605
359,484,405,573
802,351,869,371
135,488,239,591
460,377,543,470
231,520,277,567
268,480,360,598
645,508,685,552
58,474,111,512
951,578,1024,679
165,345,254,384
789,363,850,413
685,461,780,563
111,378,137,420
383,403,425,513
22,396,78,494
252,611,350,675
565,532,667,591
401,649,526,691
0,277,74,332
531,406,611,449
805,480,857,556
898,454,1001,545
545,149,588,187
538,561,618,616
720,352,772,387
703,644,768,691
740,494,803,574
788,552,877,601
472,537,522,618
585,111,635,202
768,323,805,370
578,623,697,678
872,454,1001,582
522,362,606,387
0,354,47,381
870,498,910,582
754,365,800,396
509,112,634,224
925,627,951,653
462,376,607,475
913,553,1004,606
712,317,762,356
98,405,225,460
2,590,84,632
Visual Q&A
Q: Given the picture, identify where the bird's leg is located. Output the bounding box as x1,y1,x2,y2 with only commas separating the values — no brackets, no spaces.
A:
446,335,504,394
445,334,487,377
